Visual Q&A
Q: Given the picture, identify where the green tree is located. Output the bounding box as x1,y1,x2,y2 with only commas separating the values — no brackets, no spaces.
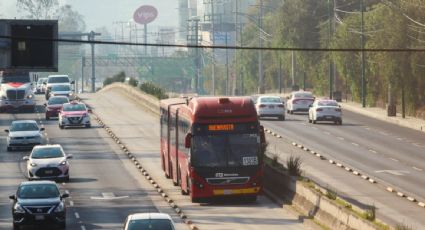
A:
16,0,59,19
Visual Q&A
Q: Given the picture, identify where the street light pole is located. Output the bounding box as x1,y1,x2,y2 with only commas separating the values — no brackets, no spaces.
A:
258,0,264,94
328,0,334,99
360,0,366,107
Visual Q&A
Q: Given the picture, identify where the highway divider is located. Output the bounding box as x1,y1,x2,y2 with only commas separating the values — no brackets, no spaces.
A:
92,83,394,230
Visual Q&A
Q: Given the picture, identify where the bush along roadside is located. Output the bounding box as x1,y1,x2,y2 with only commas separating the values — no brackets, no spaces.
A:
139,82,168,100
103,71,126,86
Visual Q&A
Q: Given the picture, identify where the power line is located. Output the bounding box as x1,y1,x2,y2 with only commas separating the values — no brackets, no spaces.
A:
1,35,425,52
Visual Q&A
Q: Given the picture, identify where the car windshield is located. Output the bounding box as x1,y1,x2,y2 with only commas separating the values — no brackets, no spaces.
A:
192,133,259,167
318,101,339,107
51,85,71,91
1,75,30,83
127,219,174,230
48,77,70,83
63,104,86,111
48,97,69,105
294,92,314,98
18,184,60,199
260,97,281,103
31,147,64,159
10,122,39,132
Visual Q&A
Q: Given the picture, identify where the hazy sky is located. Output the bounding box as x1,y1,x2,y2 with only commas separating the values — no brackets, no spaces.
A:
0,0,178,32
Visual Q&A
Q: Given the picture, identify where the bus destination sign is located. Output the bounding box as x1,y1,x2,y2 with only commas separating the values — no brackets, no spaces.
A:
208,124,234,131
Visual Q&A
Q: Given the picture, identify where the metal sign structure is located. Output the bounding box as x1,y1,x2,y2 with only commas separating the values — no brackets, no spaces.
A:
133,5,158,25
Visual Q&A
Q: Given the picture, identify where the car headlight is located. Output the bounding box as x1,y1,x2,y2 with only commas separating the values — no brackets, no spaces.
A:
82,113,88,117
54,202,65,212
30,162,37,167
13,203,25,214
27,94,34,99
59,160,67,165
68,92,74,96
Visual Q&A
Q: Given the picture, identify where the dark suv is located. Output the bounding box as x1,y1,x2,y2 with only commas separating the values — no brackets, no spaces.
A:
9,181,69,229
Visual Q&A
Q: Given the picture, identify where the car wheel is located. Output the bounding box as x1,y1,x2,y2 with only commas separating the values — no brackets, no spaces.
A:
46,115,50,120
281,116,285,121
64,176,70,182
85,124,91,128
312,119,316,124
59,221,66,229
13,223,19,230
339,120,343,125
7,146,12,152
59,124,64,129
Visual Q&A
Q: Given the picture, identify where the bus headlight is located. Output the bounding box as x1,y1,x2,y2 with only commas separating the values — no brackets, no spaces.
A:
27,94,34,99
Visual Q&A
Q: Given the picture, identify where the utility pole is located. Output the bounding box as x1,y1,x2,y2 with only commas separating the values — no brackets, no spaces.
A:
328,0,334,99
211,0,216,95
225,31,229,95
88,31,101,93
291,51,295,89
81,56,85,93
279,57,282,94
360,0,366,107
258,0,264,94
234,0,238,95
188,18,201,94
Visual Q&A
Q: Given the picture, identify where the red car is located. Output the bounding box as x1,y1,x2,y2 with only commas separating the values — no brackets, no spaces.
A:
45,96,69,120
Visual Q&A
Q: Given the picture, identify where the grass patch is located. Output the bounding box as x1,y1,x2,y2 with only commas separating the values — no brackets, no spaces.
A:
286,155,302,176
395,223,414,230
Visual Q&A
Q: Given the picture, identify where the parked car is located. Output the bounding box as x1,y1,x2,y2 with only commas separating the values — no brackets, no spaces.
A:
48,84,75,100
123,213,176,230
45,96,70,120
35,77,48,94
255,95,285,120
286,91,315,114
58,101,91,129
45,75,74,100
23,144,72,182
9,180,69,229
5,120,45,151
308,99,342,125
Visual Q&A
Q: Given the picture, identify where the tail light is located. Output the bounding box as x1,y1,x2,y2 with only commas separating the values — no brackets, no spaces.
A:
335,108,341,112
259,104,266,108
316,108,323,112
277,104,284,108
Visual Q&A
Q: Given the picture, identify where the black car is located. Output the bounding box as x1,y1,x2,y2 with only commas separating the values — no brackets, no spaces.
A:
9,181,69,229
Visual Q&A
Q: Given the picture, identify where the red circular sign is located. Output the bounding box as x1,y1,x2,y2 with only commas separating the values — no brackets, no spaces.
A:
133,5,158,25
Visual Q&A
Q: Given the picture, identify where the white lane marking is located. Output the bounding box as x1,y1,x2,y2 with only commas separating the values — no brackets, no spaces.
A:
376,170,409,176
69,201,74,206
396,137,404,141
389,158,399,162
351,142,359,146
65,190,70,194
90,192,129,200
413,167,423,172
379,131,389,136
413,143,425,147
323,131,331,135
311,127,318,130
368,149,377,154
75,212,80,219
337,137,344,141
364,127,370,130
81,226,86,230
301,123,307,126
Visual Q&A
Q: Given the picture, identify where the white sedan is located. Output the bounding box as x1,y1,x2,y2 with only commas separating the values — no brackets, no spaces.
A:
255,95,285,120
5,120,45,151
23,144,72,182
308,99,342,125
286,91,315,114
123,213,176,230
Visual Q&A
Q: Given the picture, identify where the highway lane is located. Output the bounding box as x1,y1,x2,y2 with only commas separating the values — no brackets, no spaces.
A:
0,95,186,230
82,89,319,230
260,110,425,227
261,110,425,201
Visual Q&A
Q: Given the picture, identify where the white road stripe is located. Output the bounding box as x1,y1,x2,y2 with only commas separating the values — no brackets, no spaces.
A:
301,123,307,126
337,137,344,140
311,127,318,130
390,158,399,162
413,167,423,171
323,131,330,135
351,142,359,146
81,226,86,230
368,149,377,154
396,137,404,141
69,201,74,206
75,212,80,219
380,131,389,136
413,143,424,147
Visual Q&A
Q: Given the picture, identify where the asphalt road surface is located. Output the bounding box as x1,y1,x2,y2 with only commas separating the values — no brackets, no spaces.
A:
260,110,425,228
0,95,186,230
81,89,318,230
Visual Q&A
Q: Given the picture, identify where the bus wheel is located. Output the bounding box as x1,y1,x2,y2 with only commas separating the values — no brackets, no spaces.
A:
171,166,178,186
181,177,189,195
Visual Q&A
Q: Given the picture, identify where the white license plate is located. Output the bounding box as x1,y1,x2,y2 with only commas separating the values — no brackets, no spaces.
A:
45,170,53,174
35,215,45,220
268,105,274,108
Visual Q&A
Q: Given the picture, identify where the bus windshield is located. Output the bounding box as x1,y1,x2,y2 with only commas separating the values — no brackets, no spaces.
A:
192,133,259,167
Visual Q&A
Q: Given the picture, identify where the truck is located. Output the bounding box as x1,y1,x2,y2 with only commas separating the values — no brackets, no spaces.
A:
0,71,36,112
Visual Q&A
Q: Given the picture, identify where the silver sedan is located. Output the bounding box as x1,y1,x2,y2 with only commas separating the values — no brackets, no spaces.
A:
5,120,45,151
255,96,286,120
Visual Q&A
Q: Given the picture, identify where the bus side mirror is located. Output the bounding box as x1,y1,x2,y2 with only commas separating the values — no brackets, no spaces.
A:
185,133,192,148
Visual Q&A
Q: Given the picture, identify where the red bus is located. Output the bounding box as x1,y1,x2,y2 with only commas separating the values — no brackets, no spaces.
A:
160,97,266,202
